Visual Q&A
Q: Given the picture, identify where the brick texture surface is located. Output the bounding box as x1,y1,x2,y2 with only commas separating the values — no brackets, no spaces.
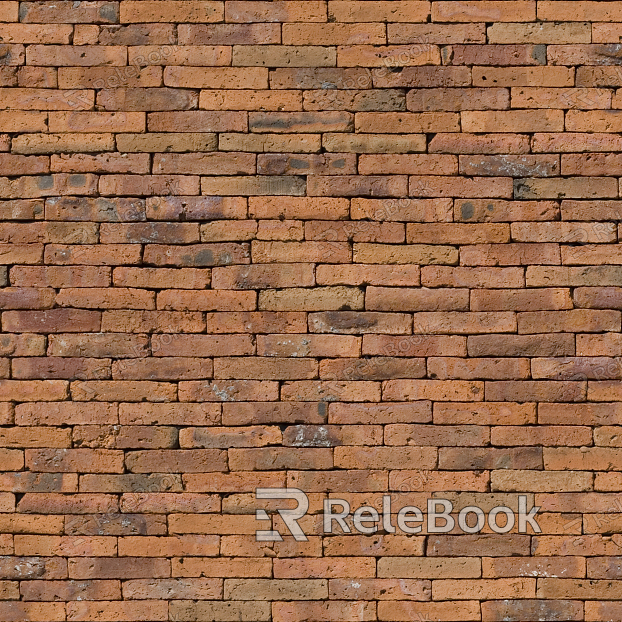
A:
1,1,622,620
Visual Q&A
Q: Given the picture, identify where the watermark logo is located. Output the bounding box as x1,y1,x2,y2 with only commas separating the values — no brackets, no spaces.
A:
255,488,541,541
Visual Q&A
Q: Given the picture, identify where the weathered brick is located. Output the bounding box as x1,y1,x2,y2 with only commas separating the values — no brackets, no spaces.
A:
2,0,621,610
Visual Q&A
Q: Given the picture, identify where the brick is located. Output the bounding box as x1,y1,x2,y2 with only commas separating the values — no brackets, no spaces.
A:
433,2,535,22
513,87,611,109
234,46,335,67
383,379,483,401
179,380,278,402
0,89,92,111
165,67,267,89
50,153,150,174
447,44,545,66
80,473,183,493
408,88,509,111
517,310,621,333
533,134,622,154
202,175,305,196
273,601,374,622
363,334,466,357
527,266,622,287
482,600,582,621
27,45,126,67
157,289,255,311
539,1,622,21
366,287,468,311
380,600,480,620
21,579,120,601
100,174,199,197
469,334,575,357
261,335,360,359
282,23,385,45
356,112,460,133
430,133,530,154
563,245,622,265
258,153,356,176
0,380,68,402
488,21,590,43
515,177,618,200
102,310,204,333
429,533,531,555
0,334,46,357
226,1,325,22
71,380,177,402
117,133,217,153
410,176,513,198
462,243,560,266
228,447,332,470
428,357,529,380
274,557,375,578
339,44,440,68
310,311,412,334
306,220,403,243
101,222,200,244
281,380,380,402
463,110,564,133
0,24,72,43
214,358,316,380
321,357,425,381
307,175,407,197
389,23,485,44
126,450,226,473
259,286,362,311
304,89,406,112
461,154,559,178
574,287,622,310
119,403,220,426
180,23,280,45
0,603,65,621
170,600,269,620
59,67,162,90
220,133,320,153
0,199,44,221
15,534,117,557
201,90,300,112
13,134,115,155
323,134,425,154
120,1,222,22
69,557,170,580
148,111,246,133
112,358,212,381
48,333,148,357
12,357,110,381
113,268,210,290
0,287,55,310
129,46,230,68
0,174,99,199
486,380,586,402
122,577,221,599
355,244,458,266
203,311,304,334
144,243,249,267
473,66,574,87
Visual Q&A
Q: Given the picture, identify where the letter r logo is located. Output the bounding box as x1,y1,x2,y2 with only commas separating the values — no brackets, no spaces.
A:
255,488,309,542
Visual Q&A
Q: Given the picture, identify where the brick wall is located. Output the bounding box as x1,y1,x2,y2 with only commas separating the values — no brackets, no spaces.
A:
1,1,622,620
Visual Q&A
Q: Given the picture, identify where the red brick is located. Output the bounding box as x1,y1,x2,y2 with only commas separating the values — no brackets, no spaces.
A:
179,380,278,402
383,379,483,401
429,133,530,154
